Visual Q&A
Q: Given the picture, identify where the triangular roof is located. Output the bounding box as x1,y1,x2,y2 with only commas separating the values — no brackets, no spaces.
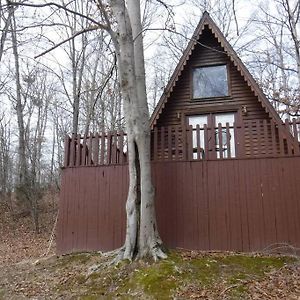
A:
150,11,282,128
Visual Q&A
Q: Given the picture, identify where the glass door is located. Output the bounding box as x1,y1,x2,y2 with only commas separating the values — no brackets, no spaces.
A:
187,112,236,160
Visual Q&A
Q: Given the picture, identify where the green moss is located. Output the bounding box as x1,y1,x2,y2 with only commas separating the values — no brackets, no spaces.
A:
57,253,92,267
221,255,287,274
79,296,101,300
49,251,298,300
188,257,220,285
0,289,5,300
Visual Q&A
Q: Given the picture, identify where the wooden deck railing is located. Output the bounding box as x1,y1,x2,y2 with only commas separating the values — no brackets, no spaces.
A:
63,118,300,167
64,131,127,168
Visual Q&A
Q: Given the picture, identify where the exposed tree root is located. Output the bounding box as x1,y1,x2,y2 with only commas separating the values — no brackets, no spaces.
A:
87,242,167,275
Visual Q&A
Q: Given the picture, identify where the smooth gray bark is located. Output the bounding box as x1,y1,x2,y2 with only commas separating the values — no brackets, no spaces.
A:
108,0,166,260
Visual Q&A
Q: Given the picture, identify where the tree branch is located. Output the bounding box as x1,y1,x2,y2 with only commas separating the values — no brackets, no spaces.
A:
5,0,103,27
34,25,100,59
232,0,239,36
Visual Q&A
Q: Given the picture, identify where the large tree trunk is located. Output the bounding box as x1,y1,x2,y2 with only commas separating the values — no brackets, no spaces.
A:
109,0,166,261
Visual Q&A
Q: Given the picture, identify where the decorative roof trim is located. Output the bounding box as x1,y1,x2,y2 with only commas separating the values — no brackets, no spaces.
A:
150,11,282,128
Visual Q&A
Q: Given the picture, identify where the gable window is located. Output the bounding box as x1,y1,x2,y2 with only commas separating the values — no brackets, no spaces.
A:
193,65,228,99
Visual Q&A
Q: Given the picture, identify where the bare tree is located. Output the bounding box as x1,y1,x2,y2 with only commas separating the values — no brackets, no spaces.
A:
243,0,300,116
0,114,12,201
97,0,166,260
0,0,14,62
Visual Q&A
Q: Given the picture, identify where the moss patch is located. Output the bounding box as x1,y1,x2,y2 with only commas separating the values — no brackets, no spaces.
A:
0,289,5,300
1,250,297,300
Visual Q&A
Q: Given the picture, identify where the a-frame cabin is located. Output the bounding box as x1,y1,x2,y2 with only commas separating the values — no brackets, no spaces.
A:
58,13,300,255
149,11,299,161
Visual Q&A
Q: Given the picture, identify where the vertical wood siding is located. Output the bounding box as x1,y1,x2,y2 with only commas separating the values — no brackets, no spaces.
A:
57,157,300,254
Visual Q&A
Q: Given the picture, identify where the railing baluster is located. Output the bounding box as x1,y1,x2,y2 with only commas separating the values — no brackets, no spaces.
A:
107,132,112,165
256,120,262,157
174,126,179,160
119,131,124,164
168,126,172,160
284,119,292,156
218,123,223,159
226,122,231,158
182,126,187,160
263,119,268,157
187,125,193,161
82,134,87,166
94,133,99,165
160,127,165,160
76,134,81,166
69,133,76,167
153,127,158,161
196,124,201,160
111,131,117,164
277,124,285,156
88,132,93,165
204,124,209,160
292,119,300,155
270,120,277,157
100,132,105,165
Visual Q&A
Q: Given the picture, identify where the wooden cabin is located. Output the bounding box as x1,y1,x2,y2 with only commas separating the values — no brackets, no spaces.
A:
57,12,300,255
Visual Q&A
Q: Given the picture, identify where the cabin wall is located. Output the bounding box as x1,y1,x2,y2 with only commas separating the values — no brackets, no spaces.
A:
156,27,271,127
57,157,300,255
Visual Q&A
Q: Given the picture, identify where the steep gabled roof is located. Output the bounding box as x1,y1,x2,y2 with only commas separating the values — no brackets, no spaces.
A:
150,11,282,128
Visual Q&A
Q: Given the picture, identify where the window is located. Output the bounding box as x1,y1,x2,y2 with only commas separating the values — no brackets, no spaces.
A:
188,112,235,159
193,65,228,98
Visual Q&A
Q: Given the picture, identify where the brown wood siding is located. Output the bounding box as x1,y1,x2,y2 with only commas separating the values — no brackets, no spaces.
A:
57,157,300,254
156,27,270,128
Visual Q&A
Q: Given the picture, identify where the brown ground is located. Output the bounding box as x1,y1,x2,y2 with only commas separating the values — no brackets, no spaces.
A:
0,197,300,300
0,194,57,266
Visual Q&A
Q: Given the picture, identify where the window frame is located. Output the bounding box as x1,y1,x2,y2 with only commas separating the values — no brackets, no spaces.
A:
186,111,237,159
191,63,231,100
